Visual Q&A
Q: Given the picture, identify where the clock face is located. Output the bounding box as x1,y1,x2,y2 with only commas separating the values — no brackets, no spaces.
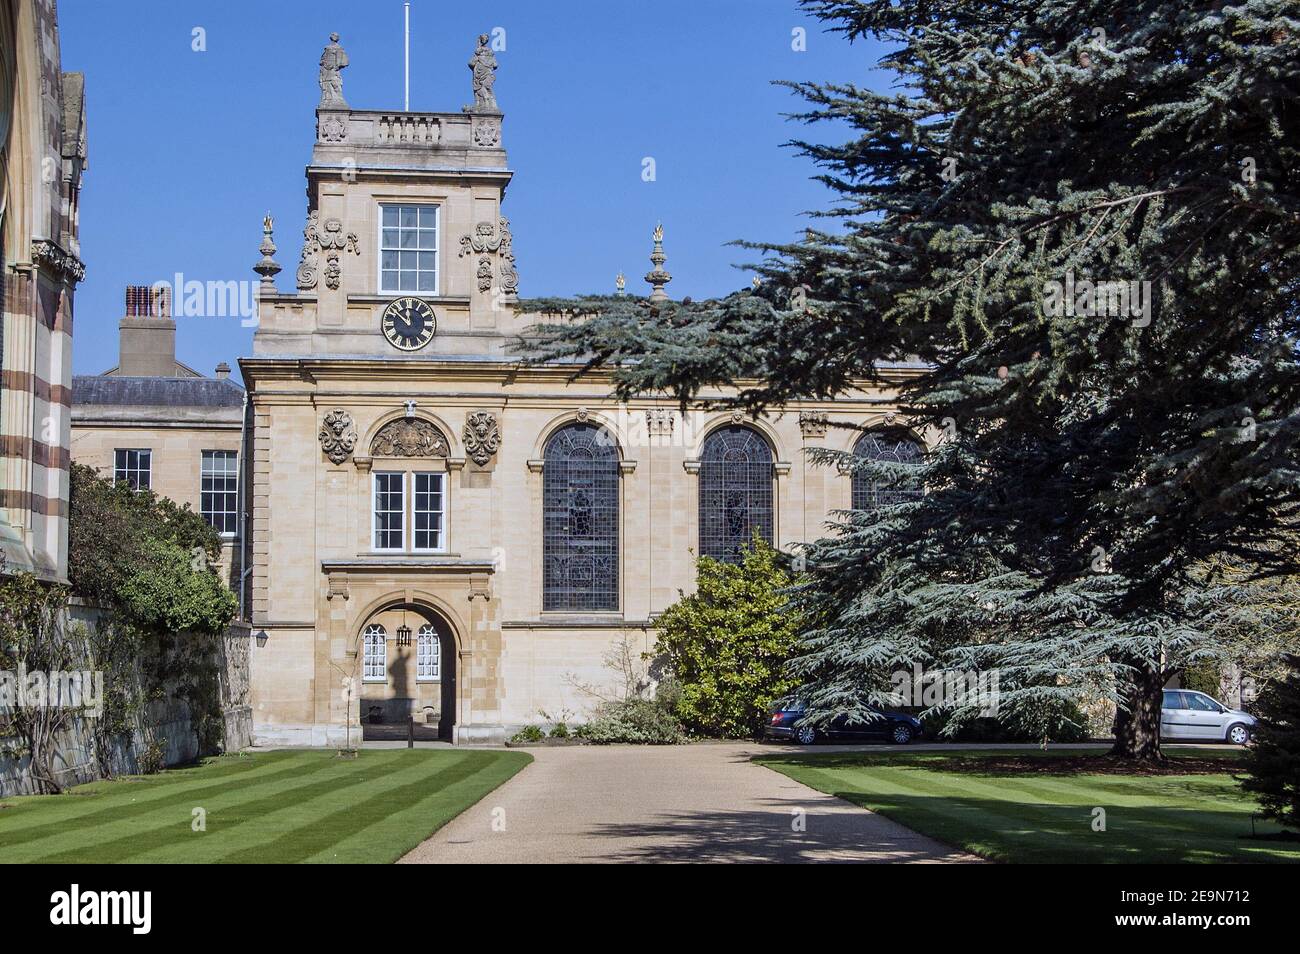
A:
381,297,436,351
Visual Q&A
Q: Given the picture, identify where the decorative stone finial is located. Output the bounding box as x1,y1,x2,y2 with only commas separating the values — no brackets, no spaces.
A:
319,33,349,108
644,223,672,302
254,214,281,291
615,272,626,296
465,33,499,112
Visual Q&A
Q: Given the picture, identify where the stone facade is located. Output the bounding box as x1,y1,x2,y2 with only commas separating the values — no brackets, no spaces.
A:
1,0,87,582
238,34,928,745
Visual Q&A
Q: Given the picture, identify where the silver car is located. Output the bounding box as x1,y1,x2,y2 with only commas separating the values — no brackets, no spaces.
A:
1160,689,1256,744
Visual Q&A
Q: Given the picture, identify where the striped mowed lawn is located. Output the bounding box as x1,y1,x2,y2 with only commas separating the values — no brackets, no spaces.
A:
758,749,1300,863
0,748,530,864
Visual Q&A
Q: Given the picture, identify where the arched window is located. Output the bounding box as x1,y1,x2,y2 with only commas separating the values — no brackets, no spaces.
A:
543,423,619,611
416,624,440,681
851,432,924,510
362,625,387,682
698,426,773,563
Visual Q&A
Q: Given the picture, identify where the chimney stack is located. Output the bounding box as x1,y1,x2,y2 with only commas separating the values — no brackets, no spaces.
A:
215,362,231,380
116,284,179,376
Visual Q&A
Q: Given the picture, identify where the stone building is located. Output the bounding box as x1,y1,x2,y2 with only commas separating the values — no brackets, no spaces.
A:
240,34,925,744
0,0,86,582
70,285,246,593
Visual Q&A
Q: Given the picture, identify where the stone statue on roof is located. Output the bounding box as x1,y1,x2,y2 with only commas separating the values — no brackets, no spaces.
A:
319,33,349,108
466,33,498,111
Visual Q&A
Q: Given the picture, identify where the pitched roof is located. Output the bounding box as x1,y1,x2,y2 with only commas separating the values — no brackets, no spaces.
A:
72,375,244,408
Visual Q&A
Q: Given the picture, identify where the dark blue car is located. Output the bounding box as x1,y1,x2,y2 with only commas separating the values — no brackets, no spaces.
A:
767,703,922,745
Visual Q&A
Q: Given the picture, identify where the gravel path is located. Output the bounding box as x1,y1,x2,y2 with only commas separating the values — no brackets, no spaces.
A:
398,742,979,864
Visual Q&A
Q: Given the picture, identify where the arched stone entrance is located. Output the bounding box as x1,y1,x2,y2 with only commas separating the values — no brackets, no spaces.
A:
356,603,457,741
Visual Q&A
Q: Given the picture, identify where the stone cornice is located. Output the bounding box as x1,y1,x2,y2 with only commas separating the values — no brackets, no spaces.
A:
30,239,86,285
238,355,926,392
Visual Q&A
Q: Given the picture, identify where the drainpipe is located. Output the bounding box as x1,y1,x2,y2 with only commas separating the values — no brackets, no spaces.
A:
236,388,252,621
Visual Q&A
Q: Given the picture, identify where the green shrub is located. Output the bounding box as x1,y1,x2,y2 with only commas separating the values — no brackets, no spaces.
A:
509,724,544,744
1241,655,1300,831
1181,661,1224,699
655,538,802,738
575,699,683,744
136,738,167,775
548,722,570,739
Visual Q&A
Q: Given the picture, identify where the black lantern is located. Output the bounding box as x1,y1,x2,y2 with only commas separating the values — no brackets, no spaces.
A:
396,624,412,648
254,630,269,647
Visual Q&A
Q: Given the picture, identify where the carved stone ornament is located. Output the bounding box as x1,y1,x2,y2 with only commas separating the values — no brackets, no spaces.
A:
319,409,358,464
372,418,451,458
498,217,519,296
576,407,590,423
31,239,86,284
799,411,829,438
458,218,518,296
471,114,501,147
317,114,347,142
297,210,360,290
463,410,502,466
646,408,675,436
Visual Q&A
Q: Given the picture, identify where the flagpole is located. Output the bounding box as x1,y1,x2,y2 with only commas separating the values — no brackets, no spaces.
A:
403,2,410,110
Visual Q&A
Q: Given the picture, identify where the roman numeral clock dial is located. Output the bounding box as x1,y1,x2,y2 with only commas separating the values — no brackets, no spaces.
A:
381,297,437,352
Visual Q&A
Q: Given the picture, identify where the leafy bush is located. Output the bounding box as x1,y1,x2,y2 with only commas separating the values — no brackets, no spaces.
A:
1241,655,1300,831
655,538,802,738
65,464,237,770
136,738,167,776
509,725,544,744
575,698,683,745
548,722,570,739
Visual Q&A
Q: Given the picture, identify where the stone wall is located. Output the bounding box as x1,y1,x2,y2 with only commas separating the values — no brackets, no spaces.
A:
0,608,253,796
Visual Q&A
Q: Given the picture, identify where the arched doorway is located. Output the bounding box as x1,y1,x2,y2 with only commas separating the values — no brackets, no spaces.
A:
357,604,457,742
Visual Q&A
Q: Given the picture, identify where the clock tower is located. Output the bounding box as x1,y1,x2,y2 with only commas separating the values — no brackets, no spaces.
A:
252,32,518,360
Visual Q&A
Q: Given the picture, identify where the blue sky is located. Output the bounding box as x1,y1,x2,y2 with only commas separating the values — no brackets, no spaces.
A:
61,0,888,380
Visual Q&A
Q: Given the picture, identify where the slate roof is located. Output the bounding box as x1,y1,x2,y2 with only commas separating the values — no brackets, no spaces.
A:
72,375,244,408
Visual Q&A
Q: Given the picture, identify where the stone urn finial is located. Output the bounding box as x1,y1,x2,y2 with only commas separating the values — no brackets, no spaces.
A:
254,214,281,292
644,222,671,302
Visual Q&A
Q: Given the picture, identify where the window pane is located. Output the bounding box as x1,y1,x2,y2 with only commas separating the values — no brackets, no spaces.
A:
698,427,772,563
543,424,619,611
417,624,440,680
374,473,404,549
200,450,238,535
380,204,438,297
364,625,387,681
413,473,444,550
851,432,923,511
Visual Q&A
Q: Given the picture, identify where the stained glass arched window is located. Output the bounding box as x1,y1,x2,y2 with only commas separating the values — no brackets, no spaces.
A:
543,423,620,611
851,432,924,510
698,426,773,562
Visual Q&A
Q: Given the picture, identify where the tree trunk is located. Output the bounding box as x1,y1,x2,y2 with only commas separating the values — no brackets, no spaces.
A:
1110,660,1165,760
